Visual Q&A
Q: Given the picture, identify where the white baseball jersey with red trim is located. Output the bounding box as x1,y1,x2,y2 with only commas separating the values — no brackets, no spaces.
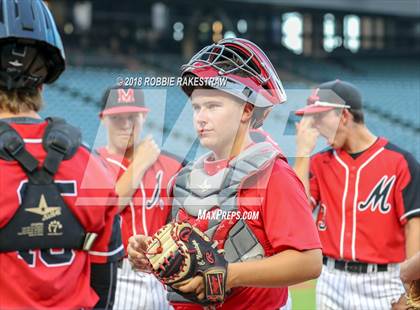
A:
96,147,183,310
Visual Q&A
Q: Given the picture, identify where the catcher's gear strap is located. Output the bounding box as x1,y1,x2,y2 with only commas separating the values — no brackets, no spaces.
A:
0,119,96,252
0,117,81,174
42,117,82,175
0,120,38,170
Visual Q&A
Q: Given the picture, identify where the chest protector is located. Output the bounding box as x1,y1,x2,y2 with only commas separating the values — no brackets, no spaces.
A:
0,118,97,252
171,142,279,264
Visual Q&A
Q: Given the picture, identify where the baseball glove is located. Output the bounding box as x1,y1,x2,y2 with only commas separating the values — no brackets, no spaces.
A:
407,280,420,309
145,222,228,305
392,294,411,310
392,281,420,310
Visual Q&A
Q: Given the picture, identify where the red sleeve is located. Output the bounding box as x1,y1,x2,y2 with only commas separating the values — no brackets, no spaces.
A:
70,151,124,263
309,157,320,208
262,160,322,253
88,206,124,263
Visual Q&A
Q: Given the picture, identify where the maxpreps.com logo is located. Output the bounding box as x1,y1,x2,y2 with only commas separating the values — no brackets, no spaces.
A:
358,175,396,214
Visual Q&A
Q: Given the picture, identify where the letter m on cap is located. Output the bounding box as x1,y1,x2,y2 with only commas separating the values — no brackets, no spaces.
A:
117,89,135,103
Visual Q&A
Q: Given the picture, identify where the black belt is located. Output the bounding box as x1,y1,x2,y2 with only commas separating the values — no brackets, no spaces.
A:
322,256,388,273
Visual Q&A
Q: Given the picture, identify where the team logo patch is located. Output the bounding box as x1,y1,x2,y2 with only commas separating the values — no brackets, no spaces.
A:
48,220,63,236
197,179,212,193
146,170,164,210
25,194,62,221
117,88,135,103
358,175,396,214
192,239,206,266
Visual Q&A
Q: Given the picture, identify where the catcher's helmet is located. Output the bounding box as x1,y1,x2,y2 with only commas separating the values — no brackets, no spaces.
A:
0,0,65,90
180,38,287,108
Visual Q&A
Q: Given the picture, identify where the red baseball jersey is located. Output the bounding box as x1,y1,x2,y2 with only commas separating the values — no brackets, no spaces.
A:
310,137,420,264
0,119,124,309
96,147,183,250
174,154,322,310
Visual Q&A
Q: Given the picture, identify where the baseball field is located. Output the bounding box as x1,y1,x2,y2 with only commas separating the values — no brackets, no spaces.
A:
290,280,316,310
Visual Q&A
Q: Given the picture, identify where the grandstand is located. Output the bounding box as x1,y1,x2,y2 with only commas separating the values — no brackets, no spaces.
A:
42,55,420,161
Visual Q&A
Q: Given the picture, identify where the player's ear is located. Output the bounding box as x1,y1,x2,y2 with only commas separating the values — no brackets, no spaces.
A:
341,109,351,125
262,107,272,122
140,112,147,122
241,103,254,123
101,115,110,127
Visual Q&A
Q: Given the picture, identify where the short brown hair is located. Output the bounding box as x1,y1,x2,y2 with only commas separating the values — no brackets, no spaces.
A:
0,88,43,114
334,108,364,124
350,109,364,124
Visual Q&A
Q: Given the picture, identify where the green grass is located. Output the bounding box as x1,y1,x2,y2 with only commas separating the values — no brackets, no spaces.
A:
290,280,316,310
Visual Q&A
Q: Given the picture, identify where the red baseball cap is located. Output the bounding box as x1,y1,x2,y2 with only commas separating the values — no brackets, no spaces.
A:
99,86,149,117
295,80,362,116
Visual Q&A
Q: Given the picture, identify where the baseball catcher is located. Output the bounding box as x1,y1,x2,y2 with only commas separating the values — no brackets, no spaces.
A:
146,222,228,305
128,37,323,310
0,1,123,308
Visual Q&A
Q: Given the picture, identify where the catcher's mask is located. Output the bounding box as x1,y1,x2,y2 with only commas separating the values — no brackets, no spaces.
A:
180,38,287,128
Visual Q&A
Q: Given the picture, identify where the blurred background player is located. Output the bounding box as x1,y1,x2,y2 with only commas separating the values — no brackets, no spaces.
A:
0,1,123,309
97,86,183,309
128,37,323,310
294,80,420,309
